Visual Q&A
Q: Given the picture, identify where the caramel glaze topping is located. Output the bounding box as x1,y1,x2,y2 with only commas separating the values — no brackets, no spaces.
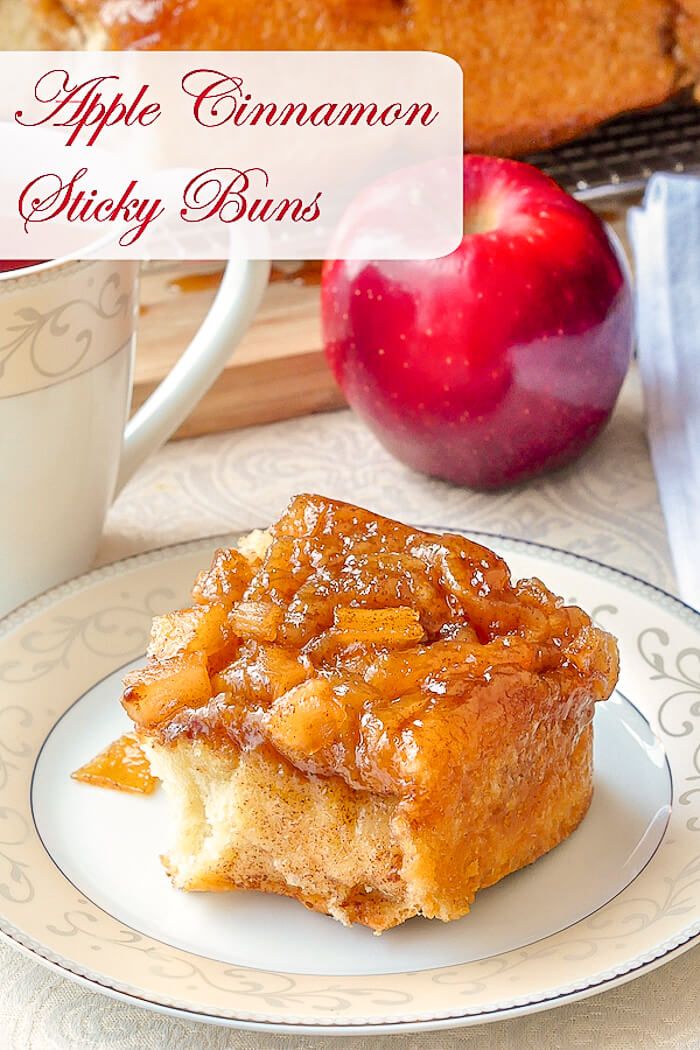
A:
122,494,619,800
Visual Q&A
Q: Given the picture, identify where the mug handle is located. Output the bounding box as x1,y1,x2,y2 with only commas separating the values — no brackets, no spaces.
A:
116,257,271,493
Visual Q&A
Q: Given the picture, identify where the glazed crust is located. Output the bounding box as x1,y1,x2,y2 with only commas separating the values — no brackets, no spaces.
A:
24,0,700,155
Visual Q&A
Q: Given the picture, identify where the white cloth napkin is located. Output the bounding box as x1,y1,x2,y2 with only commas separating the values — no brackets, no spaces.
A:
628,174,700,610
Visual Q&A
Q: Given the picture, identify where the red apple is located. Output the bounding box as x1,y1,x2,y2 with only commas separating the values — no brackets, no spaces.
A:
322,155,634,490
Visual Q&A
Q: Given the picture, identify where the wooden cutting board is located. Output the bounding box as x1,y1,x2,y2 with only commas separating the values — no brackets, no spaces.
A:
133,266,345,440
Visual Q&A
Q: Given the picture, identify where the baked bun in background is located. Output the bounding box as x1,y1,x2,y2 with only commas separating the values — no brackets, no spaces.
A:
0,0,80,48
1,0,697,155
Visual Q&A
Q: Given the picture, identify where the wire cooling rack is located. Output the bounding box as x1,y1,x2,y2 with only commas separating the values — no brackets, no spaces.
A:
526,100,700,201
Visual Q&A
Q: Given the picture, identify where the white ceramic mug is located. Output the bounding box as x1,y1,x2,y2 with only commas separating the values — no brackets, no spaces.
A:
0,255,270,616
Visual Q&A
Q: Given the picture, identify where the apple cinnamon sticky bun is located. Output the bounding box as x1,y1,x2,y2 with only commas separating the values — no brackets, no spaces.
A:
121,494,619,931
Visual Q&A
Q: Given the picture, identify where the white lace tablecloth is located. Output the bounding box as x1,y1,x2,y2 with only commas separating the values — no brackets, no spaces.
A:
3,366,699,1050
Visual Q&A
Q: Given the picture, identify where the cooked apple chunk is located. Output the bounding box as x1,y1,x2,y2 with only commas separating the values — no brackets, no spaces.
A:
148,603,237,670
72,733,158,794
264,678,348,759
228,600,284,642
123,651,211,729
332,605,425,646
191,547,253,609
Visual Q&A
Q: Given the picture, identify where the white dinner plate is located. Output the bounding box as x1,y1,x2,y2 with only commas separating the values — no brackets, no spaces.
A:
0,531,699,1035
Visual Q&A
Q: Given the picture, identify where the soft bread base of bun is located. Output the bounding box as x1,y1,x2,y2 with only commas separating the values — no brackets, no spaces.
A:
142,725,593,933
